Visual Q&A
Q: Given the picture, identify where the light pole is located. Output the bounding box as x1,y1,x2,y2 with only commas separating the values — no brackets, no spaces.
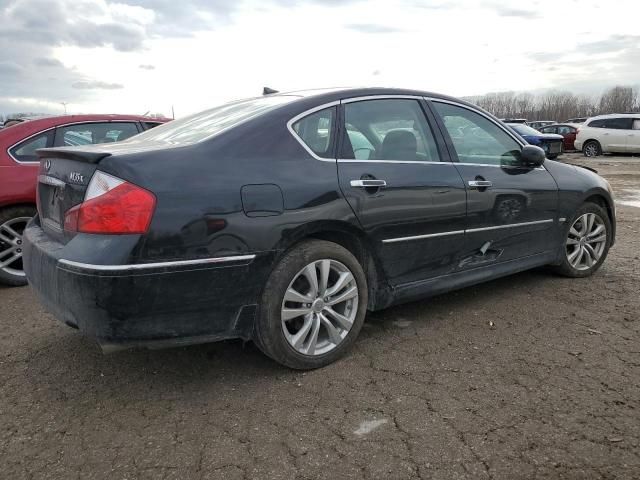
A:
60,102,68,114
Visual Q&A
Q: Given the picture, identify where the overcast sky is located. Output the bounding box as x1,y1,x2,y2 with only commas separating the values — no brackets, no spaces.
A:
1,0,639,117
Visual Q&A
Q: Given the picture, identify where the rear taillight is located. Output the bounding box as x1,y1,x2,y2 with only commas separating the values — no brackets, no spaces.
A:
64,171,156,234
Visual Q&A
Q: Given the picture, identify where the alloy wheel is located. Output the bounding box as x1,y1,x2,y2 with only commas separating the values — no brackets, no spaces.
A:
0,217,31,277
584,143,599,157
566,213,607,271
281,259,359,356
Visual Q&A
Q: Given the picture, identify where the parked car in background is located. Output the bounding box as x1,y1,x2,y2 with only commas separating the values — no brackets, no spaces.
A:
0,114,169,286
565,117,588,124
501,118,527,124
539,123,580,151
574,114,640,157
506,123,564,159
22,88,615,369
529,120,556,130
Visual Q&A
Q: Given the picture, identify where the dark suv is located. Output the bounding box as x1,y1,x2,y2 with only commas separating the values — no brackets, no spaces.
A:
23,88,615,369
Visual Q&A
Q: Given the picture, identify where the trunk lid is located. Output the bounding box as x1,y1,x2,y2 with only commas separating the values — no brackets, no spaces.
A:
36,148,112,243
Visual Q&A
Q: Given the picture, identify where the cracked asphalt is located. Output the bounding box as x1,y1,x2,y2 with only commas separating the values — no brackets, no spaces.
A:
1,154,639,479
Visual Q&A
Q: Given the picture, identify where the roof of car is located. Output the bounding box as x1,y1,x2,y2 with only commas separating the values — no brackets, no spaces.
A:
269,87,478,108
587,113,640,120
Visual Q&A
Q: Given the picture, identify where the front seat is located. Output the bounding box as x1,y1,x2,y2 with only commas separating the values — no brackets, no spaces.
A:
381,130,417,160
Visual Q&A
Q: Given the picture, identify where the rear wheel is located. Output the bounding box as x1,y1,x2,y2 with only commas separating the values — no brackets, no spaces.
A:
583,141,602,157
0,206,36,287
255,240,368,369
552,202,611,278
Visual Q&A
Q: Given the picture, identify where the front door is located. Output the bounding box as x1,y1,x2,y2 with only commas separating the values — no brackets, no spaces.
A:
430,101,559,268
336,97,467,286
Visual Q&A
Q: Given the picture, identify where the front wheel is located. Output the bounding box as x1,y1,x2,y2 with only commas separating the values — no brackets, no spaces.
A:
0,206,36,286
255,240,368,369
583,141,602,157
552,202,611,278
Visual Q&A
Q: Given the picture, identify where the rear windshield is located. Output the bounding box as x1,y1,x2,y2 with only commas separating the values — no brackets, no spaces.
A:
510,124,541,136
129,95,298,144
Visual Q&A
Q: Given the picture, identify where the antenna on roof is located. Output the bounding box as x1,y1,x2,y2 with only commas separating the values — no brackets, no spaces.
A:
263,87,279,95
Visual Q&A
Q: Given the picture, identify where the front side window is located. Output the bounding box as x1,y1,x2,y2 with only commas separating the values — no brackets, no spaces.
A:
55,122,140,147
341,99,440,162
433,102,521,166
9,131,54,162
292,107,336,158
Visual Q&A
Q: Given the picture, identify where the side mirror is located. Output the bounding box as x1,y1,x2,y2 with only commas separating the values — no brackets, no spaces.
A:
521,145,546,167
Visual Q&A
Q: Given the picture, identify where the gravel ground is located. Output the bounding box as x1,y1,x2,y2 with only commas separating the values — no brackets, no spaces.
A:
1,153,639,479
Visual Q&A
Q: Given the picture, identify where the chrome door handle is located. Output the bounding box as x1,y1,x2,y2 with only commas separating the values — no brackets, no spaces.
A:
350,179,387,188
468,180,492,189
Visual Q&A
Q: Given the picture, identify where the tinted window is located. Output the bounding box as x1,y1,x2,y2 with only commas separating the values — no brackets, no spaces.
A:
604,117,633,130
55,122,140,147
9,131,54,162
341,99,440,162
131,95,296,144
434,102,521,166
588,119,606,128
292,107,336,158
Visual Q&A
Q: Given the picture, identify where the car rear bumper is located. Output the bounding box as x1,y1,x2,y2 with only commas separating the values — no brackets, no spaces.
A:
23,219,271,351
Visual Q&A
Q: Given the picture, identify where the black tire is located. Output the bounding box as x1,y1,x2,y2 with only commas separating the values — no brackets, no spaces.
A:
0,205,36,287
583,140,602,157
551,202,612,278
547,154,559,160
254,239,368,369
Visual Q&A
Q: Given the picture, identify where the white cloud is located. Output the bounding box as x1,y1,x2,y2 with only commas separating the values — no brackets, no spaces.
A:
2,0,640,117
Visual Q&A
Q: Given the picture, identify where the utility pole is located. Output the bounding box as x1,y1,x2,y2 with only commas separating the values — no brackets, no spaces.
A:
61,102,68,114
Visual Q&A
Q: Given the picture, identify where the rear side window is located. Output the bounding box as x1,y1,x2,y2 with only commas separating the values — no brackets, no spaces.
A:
633,119,640,130
557,126,574,134
9,130,54,162
604,117,633,130
588,119,606,128
291,107,336,158
540,127,556,134
341,99,440,161
55,122,140,146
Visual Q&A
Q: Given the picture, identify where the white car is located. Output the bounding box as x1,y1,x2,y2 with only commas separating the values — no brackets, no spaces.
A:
575,114,640,157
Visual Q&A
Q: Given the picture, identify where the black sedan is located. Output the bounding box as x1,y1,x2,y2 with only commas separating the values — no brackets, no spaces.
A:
23,88,616,369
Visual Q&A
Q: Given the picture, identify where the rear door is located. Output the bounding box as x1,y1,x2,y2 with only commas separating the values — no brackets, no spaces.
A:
430,101,559,268
557,125,576,150
336,97,467,286
601,117,631,152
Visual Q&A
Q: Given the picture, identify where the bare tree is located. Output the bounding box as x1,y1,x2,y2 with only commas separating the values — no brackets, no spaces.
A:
467,85,640,122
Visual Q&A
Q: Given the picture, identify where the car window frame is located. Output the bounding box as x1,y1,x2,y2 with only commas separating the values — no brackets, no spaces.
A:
337,96,444,164
427,99,527,167
53,121,141,147
287,102,340,162
8,129,55,164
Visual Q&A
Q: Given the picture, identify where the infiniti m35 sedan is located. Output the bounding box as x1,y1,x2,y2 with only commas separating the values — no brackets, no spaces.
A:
23,88,615,369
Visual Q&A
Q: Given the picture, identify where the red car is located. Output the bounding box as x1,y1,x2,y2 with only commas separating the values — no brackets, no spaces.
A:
0,114,170,286
538,123,580,151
